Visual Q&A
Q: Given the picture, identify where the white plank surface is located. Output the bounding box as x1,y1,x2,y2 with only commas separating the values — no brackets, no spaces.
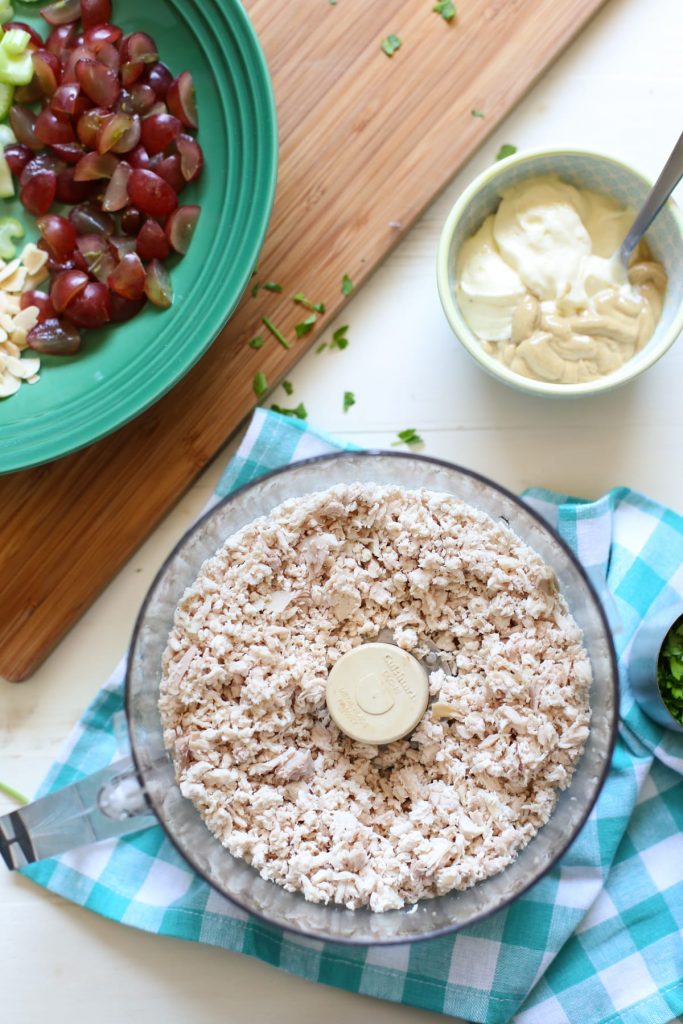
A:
2,0,682,1021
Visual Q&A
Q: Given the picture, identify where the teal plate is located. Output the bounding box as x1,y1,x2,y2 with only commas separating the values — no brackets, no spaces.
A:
0,0,277,473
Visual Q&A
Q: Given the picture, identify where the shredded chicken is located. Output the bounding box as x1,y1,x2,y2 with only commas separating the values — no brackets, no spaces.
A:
159,484,591,912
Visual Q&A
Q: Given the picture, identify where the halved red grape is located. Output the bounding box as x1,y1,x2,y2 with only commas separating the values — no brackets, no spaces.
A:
140,112,181,156
165,205,200,255
51,268,89,312
4,21,45,49
77,107,111,148
46,23,78,56
167,72,197,130
101,159,130,210
27,318,81,355
64,281,112,328
128,168,177,217
121,205,143,235
50,141,86,164
74,150,118,180
80,0,112,30
108,252,145,300
108,234,137,259
120,31,158,65
41,0,81,27
175,133,203,182
155,154,185,193
76,59,121,107
69,200,114,235
105,113,140,155
144,258,172,308
136,217,169,260
128,144,150,170
145,61,172,100
32,50,61,97
130,83,156,115
35,108,75,146
96,42,120,72
110,292,145,322
4,144,32,177
20,153,64,186
84,22,122,50
97,112,131,153
9,105,42,152
51,82,82,118
75,233,115,282
62,45,96,83
56,166,91,203
21,290,56,323
15,79,45,105
20,170,57,215
37,213,77,262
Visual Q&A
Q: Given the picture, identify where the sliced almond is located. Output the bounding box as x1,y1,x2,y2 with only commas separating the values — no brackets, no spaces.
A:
13,305,39,333
0,259,21,286
6,354,40,379
0,372,20,398
5,340,20,359
21,243,48,276
2,267,28,293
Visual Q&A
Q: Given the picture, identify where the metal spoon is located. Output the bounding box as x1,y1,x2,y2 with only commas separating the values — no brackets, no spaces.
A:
619,128,683,266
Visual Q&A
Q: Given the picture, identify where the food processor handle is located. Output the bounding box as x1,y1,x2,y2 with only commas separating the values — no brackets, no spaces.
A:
0,756,157,870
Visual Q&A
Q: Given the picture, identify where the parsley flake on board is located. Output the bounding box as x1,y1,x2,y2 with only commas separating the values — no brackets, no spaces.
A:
251,282,260,297
293,292,326,314
381,34,401,57
262,316,290,349
658,616,683,724
433,0,456,21
495,144,517,161
471,109,484,118
315,342,327,354
343,391,356,413
282,380,294,396
392,428,423,447
295,314,317,337
330,325,349,350
263,281,282,293
248,335,265,349
271,402,308,420
253,371,268,397
341,274,353,295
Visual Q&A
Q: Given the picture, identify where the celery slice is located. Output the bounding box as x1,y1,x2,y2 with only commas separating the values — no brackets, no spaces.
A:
0,48,33,85
0,153,13,199
0,83,14,120
0,6,14,25
1,28,30,56
0,216,23,257
0,121,15,147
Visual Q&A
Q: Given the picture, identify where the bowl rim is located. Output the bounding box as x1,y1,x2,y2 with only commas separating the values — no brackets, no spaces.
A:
125,448,619,946
436,146,683,398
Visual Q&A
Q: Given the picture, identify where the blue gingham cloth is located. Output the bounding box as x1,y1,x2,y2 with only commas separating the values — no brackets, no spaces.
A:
20,409,683,1024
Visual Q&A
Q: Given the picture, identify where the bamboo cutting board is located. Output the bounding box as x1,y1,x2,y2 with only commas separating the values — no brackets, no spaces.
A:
0,0,607,680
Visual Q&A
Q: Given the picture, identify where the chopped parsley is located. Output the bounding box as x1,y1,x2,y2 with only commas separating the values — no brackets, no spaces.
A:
248,335,265,349
282,379,294,396
330,324,349,350
341,273,353,296
343,390,355,413
381,33,401,56
262,316,290,349
392,428,423,447
0,779,28,804
471,109,484,118
315,342,327,354
251,281,260,297
433,0,456,21
295,314,317,337
253,371,268,397
263,281,282,293
495,143,517,161
271,402,308,420
293,292,326,314
658,616,683,724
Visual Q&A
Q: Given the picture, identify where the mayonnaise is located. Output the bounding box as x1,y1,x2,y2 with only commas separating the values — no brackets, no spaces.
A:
455,175,667,384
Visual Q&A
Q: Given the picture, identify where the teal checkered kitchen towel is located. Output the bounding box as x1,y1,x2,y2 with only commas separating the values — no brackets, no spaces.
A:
20,409,683,1024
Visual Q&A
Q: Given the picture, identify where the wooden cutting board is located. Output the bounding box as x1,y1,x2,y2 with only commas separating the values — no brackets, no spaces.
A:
0,0,607,681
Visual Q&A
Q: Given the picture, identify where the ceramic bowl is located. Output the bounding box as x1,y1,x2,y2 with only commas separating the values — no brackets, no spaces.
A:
436,148,683,398
629,602,683,734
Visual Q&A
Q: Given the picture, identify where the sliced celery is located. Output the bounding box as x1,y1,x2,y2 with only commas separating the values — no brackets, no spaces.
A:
0,215,22,257
0,122,14,148
0,6,14,25
0,47,33,85
0,153,13,199
0,83,13,121
1,29,30,56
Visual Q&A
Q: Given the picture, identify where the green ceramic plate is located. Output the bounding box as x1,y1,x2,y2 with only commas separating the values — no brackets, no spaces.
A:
0,0,277,473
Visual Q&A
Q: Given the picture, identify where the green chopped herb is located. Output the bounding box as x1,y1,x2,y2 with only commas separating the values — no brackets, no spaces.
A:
251,281,260,297
392,428,424,447
315,342,327,354
433,0,456,21
263,281,283,293
295,314,317,337
248,335,265,349
330,324,349,350
657,616,683,724
495,143,517,161
271,402,308,421
262,316,290,349
341,273,353,296
293,292,325,314
328,0,337,4
381,33,401,57
343,390,356,413
253,371,268,397
282,379,294,396
471,109,484,118
0,779,28,805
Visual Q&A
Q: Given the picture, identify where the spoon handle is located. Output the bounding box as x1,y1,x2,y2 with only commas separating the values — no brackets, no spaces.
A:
620,128,683,266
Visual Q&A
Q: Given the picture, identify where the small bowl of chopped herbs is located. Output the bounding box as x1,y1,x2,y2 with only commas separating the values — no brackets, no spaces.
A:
629,604,683,733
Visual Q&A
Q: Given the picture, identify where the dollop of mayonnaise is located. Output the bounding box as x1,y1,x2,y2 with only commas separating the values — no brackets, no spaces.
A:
455,175,667,384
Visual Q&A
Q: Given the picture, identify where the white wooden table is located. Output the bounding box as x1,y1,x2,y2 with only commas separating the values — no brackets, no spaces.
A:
2,2,681,1021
